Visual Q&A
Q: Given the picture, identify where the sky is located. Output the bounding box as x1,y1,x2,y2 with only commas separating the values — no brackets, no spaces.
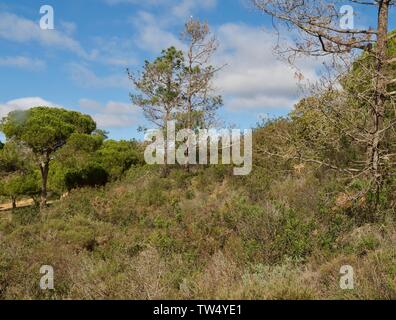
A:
0,0,395,140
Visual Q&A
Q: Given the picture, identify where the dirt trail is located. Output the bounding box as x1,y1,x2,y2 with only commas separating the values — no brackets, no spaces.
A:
0,199,34,211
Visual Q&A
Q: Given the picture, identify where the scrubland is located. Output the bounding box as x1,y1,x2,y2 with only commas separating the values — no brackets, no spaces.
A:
1,153,395,299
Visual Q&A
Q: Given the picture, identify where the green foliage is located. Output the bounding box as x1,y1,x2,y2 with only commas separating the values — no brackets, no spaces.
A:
1,161,395,299
0,107,97,206
0,171,40,200
49,139,142,193
0,141,33,173
64,165,109,191
11,206,40,225
344,31,396,97
131,47,184,127
0,142,40,204
271,208,315,261
65,132,104,153
96,140,142,180
1,107,96,154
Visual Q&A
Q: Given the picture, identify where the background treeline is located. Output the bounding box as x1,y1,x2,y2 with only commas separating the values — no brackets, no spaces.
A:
0,124,143,207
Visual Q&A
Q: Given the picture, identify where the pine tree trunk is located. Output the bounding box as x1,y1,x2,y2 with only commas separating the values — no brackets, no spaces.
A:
11,196,16,209
40,160,50,209
186,46,194,173
186,95,192,173
163,112,170,177
371,0,389,204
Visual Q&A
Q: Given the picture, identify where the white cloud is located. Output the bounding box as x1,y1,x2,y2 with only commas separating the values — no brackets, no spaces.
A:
59,21,77,36
0,97,61,119
104,0,216,18
93,113,138,128
104,0,164,4
78,98,103,111
91,36,138,66
172,0,216,19
0,12,137,68
110,0,218,53
214,23,322,111
127,8,320,112
0,56,46,70
0,97,140,130
79,99,141,128
127,0,221,55
105,101,136,114
227,95,299,111
67,63,130,89
131,11,186,53
0,12,91,59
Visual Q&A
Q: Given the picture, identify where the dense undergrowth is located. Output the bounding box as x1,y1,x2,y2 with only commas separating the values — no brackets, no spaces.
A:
1,160,395,300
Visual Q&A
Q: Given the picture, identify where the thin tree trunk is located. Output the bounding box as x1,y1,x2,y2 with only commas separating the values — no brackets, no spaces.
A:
40,160,49,208
11,196,16,209
371,0,389,204
186,95,192,173
186,48,193,173
163,111,170,177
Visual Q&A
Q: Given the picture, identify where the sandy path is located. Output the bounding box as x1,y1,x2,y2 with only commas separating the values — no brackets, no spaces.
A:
0,199,34,211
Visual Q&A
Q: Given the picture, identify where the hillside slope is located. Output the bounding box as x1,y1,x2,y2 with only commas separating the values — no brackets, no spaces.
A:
0,162,395,299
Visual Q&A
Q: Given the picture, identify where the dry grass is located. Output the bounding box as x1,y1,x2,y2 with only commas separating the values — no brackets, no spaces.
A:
0,167,395,300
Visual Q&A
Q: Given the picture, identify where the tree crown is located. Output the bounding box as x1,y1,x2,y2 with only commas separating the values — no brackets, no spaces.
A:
0,107,96,154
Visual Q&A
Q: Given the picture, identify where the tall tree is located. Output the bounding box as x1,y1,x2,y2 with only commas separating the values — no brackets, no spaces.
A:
253,0,396,203
0,107,96,208
180,19,223,171
181,18,223,131
129,47,184,174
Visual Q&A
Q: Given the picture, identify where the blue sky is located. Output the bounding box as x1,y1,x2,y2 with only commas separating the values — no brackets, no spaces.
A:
0,0,395,140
